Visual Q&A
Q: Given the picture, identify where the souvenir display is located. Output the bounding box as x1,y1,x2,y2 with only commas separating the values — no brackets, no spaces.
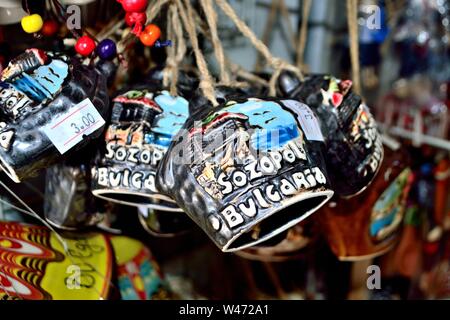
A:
157,97,333,252
317,147,413,260
0,0,447,303
0,49,110,182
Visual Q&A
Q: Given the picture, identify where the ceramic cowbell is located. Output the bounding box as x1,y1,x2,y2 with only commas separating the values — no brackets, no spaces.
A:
157,97,334,252
278,73,384,197
317,147,413,261
91,89,192,208
0,49,110,182
44,160,104,230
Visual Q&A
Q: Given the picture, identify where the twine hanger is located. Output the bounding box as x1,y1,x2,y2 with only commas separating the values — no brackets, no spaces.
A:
163,2,187,96
199,0,231,86
296,0,312,69
347,0,362,95
175,0,218,106
214,0,303,96
255,0,297,73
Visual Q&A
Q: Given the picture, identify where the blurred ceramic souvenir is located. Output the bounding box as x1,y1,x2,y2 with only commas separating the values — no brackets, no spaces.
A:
317,147,413,261
0,221,112,300
110,235,174,300
358,0,390,89
138,206,194,237
91,89,190,207
44,160,104,230
157,97,333,252
0,49,110,182
235,219,315,262
392,0,450,82
0,0,26,26
278,73,384,197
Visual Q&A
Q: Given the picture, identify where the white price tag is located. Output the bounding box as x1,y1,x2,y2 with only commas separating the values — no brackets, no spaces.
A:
281,100,324,142
43,98,105,154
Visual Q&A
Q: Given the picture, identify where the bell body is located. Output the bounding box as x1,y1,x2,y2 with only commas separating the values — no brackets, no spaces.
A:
44,161,103,230
318,147,413,261
278,73,384,197
157,97,334,252
0,49,109,182
92,89,190,208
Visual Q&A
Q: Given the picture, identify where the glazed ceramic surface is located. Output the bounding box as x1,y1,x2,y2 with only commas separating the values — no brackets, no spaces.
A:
317,147,413,261
110,235,174,300
0,222,112,300
278,73,384,197
0,49,109,182
44,160,104,230
157,97,334,252
91,89,191,207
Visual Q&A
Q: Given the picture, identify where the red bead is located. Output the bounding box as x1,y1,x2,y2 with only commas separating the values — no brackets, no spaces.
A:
75,36,96,56
125,12,147,36
41,20,59,37
139,24,161,47
117,0,148,13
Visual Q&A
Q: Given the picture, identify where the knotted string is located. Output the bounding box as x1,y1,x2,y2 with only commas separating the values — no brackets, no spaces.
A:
347,0,362,95
199,0,231,86
296,0,312,68
176,0,218,106
215,0,303,96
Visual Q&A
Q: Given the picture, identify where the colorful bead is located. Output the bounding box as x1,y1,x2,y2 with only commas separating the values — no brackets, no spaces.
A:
21,14,44,34
97,39,117,60
117,0,149,13
139,24,161,47
125,12,147,36
41,20,59,37
75,36,96,57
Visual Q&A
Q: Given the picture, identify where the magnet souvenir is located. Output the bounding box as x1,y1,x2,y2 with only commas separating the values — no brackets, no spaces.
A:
0,49,110,182
157,97,334,252
0,221,113,300
44,160,104,230
278,73,384,197
91,89,191,207
110,235,173,300
138,206,194,237
317,147,413,261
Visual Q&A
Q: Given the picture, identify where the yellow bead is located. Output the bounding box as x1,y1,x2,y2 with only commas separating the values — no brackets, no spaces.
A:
21,14,44,34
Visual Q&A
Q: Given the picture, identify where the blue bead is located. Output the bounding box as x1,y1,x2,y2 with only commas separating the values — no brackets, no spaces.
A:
97,39,117,60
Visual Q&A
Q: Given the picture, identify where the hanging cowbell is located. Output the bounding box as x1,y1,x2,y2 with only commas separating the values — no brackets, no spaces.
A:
156,97,334,252
316,146,413,261
44,158,105,230
0,49,110,182
278,72,384,197
91,88,192,208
